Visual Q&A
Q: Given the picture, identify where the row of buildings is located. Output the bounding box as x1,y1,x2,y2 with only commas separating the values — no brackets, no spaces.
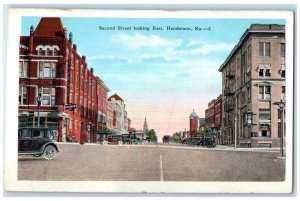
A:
18,17,131,143
186,24,286,148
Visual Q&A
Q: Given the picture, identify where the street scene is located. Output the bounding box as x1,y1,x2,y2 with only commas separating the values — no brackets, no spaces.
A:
18,143,285,181
17,16,287,182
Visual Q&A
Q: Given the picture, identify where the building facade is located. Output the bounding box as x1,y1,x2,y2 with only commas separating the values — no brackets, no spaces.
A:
204,94,222,143
107,93,127,134
218,24,285,148
18,17,109,143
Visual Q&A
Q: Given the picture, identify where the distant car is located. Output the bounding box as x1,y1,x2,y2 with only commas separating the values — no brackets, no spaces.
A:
162,135,170,144
122,134,142,144
99,134,123,145
18,127,59,160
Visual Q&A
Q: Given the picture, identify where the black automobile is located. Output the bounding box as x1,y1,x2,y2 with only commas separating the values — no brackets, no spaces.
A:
196,136,216,148
162,135,170,144
122,134,142,144
18,127,59,160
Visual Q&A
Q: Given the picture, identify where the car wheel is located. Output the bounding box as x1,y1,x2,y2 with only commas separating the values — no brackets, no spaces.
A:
118,141,123,145
102,141,108,145
43,145,56,160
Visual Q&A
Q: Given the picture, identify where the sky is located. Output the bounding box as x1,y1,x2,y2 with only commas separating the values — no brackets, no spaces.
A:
21,16,285,139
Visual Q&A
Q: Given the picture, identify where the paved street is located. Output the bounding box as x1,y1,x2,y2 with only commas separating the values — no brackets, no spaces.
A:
18,143,285,181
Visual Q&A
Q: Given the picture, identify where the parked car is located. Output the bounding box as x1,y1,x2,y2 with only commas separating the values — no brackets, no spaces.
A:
195,136,216,148
181,138,196,146
99,134,123,145
18,127,59,160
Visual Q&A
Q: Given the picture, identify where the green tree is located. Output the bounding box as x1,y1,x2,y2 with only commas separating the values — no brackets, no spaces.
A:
148,129,157,143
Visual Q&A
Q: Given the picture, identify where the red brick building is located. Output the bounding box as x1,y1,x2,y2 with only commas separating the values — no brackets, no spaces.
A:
18,17,109,143
204,94,222,143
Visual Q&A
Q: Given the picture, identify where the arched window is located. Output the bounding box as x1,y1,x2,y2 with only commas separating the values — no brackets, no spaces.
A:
53,48,58,56
46,48,50,56
38,48,43,56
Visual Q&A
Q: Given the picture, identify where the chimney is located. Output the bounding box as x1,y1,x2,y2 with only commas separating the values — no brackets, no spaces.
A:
82,55,86,61
91,68,94,74
73,44,77,52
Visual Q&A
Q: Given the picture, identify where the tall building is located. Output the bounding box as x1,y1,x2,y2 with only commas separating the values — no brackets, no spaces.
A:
18,17,109,143
106,101,114,131
143,117,149,139
189,109,198,138
218,24,285,148
107,93,127,134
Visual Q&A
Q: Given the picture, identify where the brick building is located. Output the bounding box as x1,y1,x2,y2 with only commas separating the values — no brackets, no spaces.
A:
18,17,109,143
218,24,285,147
204,94,222,143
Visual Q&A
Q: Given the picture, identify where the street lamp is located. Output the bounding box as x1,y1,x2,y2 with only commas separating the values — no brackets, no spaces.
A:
274,100,285,157
36,96,41,127
244,110,253,127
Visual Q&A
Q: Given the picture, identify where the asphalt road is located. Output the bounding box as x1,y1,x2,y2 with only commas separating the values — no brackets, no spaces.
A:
18,143,285,181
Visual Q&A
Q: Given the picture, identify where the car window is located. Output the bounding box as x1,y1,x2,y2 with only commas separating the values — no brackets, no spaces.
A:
20,129,31,138
32,130,44,138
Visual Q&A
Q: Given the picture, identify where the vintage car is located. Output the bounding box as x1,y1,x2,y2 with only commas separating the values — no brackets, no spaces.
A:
195,136,216,148
18,127,59,160
122,134,143,144
162,135,171,144
99,134,123,145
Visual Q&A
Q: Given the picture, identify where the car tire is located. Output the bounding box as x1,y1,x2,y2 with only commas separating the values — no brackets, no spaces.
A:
102,141,108,145
42,145,56,160
118,141,123,145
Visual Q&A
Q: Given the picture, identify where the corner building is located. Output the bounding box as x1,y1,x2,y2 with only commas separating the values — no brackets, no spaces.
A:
19,17,109,143
218,24,285,148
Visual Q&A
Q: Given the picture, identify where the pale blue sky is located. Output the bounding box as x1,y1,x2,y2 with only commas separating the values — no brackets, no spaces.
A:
21,17,285,137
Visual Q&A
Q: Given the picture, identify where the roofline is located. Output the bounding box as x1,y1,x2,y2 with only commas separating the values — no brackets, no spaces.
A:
218,25,285,72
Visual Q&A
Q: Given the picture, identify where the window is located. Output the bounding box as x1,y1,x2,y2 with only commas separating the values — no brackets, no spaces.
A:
281,43,285,57
20,129,31,138
46,48,50,56
259,42,270,57
39,62,56,78
19,61,28,78
259,109,271,121
38,48,43,56
259,124,271,137
38,87,55,105
19,86,27,105
33,130,44,138
53,48,58,56
281,70,285,78
259,86,271,100
281,86,286,101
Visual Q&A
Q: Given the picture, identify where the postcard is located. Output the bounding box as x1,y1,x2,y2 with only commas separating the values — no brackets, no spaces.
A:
3,8,294,193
